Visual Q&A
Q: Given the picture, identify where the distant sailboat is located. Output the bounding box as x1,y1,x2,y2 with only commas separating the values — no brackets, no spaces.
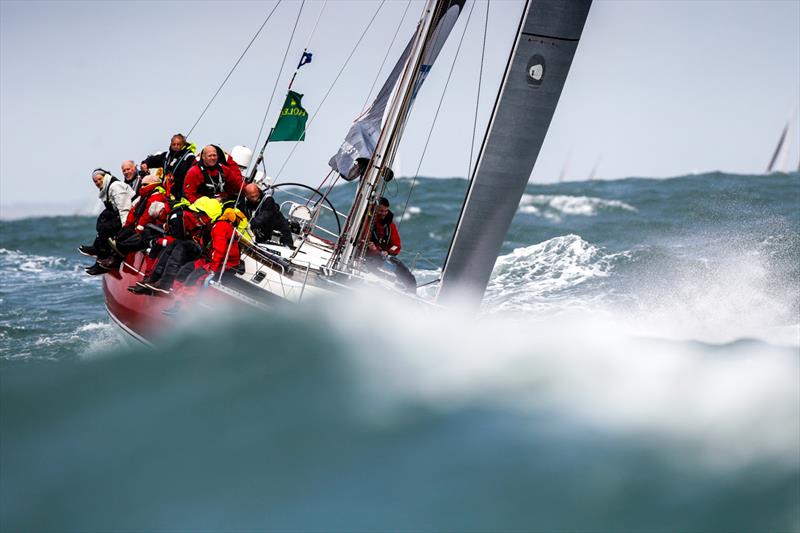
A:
558,148,572,183
766,106,799,173
766,120,792,173
587,155,602,181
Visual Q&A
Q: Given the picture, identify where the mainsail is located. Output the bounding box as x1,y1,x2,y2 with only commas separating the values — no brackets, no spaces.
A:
329,0,465,181
438,0,592,306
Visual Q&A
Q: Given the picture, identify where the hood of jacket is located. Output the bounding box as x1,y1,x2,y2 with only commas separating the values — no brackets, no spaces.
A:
98,173,114,199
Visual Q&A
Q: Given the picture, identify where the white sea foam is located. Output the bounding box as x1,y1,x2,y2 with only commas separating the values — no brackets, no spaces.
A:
78,322,110,332
400,206,422,221
79,322,124,359
483,234,623,313
0,248,78,282
518,194,636,222
479,231,800,348
321,291,800,470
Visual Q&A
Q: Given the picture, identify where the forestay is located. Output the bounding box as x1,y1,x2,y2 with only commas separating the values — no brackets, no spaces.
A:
438,0,592,307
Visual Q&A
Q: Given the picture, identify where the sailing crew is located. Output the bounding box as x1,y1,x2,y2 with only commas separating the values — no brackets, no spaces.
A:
365,197,417,293
141,133,197,201
80,169,135,275
120,159,143,195
104,176,169,262
175,206,247,290
240,183,294,248
182,145,244,204
367,197,401,257
159,206,247,316
129,197,220,295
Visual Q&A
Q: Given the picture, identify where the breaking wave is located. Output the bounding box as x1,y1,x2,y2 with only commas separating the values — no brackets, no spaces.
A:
400,205,422,221
1,295,797,530
483,234,624,313
0,247,117,361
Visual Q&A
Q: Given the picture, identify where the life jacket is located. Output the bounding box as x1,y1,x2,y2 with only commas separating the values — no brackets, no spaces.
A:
370,211,394,247
197,164,227,198
131,183,166,222
163,148,195,197
102,176,120,213
205,208,247,271
163,148,194,176
217,207,248,233
166,203,207,242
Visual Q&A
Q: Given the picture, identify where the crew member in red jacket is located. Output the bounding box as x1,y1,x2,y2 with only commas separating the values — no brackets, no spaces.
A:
182,145,243,203
97,177,167,268
127,204,211,295
162,207,246,314
179,206,245,288
367,197,401,257
364,197,416,293
160,207,247,316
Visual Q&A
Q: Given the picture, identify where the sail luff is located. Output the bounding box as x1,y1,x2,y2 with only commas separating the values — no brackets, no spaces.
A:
438,0,592,307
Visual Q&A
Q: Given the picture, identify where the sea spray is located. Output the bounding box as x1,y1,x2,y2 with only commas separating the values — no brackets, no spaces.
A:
1,296,798,530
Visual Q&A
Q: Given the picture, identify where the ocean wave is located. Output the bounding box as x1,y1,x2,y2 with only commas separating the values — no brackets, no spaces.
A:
2,292,797,530
0,247,84,282
518,193,637,221
333,293,799,469
483,234,623,312
400,205,421,221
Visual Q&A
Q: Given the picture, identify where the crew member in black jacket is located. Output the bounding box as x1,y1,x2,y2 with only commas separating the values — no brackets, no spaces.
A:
140,133,196,202
240,183,295,248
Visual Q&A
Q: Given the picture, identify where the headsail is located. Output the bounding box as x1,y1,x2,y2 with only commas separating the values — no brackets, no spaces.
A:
438,0,592,307
329,0,465,181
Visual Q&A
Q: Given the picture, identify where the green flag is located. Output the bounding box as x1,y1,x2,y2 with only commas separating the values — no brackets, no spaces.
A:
269,91,308,142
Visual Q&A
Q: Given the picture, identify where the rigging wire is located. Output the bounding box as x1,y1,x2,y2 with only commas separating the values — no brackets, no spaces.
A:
186,0,282,138
303,0,327,52
469,0,489,178
359,0,413,113
397,0,477,226
285,0,328,93
271,0,388,183
219,0,308,283
250,0,307,162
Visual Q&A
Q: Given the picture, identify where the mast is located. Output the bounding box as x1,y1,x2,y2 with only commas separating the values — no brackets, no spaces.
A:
438,0,592,307
332,0,465,272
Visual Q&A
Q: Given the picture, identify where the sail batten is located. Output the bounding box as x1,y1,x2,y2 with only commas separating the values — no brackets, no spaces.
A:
438,0,592,307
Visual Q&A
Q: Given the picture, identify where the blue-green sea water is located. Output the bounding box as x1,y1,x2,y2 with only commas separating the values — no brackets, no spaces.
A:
1,173,799,531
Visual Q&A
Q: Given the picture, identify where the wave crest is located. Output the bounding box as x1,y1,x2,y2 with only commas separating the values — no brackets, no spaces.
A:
484,234,622,312
518,194,637,221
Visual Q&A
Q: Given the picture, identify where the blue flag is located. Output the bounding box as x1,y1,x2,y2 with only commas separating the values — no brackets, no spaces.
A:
298,51,312,69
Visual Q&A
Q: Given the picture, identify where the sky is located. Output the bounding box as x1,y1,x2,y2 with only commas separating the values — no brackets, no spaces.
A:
1,0,799,215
